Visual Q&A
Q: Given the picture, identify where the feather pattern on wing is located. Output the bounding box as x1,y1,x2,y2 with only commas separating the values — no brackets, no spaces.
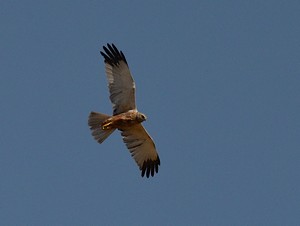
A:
100,44,136,115
120,124,160,177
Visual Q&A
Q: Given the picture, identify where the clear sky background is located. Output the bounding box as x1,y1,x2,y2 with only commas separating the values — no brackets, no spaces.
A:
1,1,300,225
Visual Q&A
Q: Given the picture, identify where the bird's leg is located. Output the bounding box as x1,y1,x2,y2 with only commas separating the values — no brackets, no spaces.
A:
102,118,113,130
101,113,134,130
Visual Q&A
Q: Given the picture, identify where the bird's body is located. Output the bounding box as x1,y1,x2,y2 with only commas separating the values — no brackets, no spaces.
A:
101,110,146,130
88,43,160,178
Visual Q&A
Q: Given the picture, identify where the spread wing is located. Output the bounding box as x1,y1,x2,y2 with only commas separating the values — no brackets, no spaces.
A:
120,124,160,178
100,43,136,115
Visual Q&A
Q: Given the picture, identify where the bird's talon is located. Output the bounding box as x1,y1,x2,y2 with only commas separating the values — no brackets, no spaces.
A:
102,122,112,130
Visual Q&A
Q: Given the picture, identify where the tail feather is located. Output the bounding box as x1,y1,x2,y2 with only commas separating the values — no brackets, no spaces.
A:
88,111,115,143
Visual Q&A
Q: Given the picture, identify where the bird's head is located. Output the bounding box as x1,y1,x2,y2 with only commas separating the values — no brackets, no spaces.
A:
136,112,147,122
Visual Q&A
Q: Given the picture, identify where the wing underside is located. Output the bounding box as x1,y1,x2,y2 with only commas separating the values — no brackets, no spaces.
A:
120,124,160,177
100,44,136,115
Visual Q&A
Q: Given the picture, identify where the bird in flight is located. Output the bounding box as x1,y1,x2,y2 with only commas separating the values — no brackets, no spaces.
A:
88,43,160,178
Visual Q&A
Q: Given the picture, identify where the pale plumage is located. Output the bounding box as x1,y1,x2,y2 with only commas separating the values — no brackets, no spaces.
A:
88,43,160,178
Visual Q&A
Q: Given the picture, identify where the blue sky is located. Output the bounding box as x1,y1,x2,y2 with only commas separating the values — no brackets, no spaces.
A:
1,1,300,225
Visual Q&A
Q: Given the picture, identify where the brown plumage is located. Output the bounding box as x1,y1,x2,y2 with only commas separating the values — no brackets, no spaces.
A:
88,43,160,178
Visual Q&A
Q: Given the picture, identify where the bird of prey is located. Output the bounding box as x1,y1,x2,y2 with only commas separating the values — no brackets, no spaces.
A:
88,43,160,178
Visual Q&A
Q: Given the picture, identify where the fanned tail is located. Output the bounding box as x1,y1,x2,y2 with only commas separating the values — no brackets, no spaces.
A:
88,112,115,143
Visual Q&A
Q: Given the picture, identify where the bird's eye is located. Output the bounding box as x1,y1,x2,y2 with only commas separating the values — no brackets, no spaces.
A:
140,114,146,120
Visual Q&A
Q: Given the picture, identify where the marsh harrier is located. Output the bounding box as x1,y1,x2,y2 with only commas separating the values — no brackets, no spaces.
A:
88,43,160,178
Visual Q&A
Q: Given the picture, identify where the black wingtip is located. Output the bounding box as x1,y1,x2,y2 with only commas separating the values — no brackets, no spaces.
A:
100,43,128,66
141,156,160,178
